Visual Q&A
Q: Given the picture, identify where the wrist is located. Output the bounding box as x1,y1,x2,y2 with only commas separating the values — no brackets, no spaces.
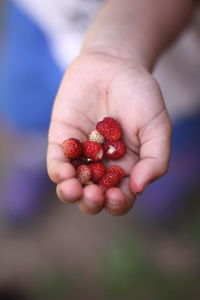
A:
80,0,195,73
81,44,154,72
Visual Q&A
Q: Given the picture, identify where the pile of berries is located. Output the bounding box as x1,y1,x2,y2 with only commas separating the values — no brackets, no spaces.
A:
62,117,126,190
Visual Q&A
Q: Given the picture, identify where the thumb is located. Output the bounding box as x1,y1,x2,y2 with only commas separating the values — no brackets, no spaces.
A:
130,119,171,194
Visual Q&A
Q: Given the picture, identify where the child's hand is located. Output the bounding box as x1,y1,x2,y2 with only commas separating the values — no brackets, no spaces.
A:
47,53,171,216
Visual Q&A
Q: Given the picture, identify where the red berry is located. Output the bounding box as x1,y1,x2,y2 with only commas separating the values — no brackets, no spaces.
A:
71,157,88,169
107,165,126,180
103,140,126,160
77,165,91,185
96,117,122,142
62,138,83,159
99,172,121,189
83,141,104,162
89,130,105,144
89,163,106,182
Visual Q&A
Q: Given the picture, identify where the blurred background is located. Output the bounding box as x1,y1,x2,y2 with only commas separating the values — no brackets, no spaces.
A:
0,1,200,299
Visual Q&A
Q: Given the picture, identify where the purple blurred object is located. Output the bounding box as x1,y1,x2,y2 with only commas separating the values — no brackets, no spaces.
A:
2,166,52,225
1,131,53,225
135,111,200,224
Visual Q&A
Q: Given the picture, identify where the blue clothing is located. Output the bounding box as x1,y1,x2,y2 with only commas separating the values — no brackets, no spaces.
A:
0,1,63,131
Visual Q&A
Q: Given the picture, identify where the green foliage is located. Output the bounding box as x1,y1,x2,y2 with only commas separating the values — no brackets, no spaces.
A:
99,237,199,300
29,270,72,300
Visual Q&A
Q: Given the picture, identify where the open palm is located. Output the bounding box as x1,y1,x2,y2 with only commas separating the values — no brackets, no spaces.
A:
47,53,171,216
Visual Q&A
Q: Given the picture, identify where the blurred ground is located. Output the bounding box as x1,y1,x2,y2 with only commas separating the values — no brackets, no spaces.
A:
0,181,200,299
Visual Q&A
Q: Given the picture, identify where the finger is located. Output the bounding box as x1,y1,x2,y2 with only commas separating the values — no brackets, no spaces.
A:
47,143,76,183
105,178,136,216
130,123,171,194
78,184,105,215
47,119,87,183
56,178,83,203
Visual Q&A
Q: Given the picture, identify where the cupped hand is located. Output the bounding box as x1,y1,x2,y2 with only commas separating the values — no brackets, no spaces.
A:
47,53,171,216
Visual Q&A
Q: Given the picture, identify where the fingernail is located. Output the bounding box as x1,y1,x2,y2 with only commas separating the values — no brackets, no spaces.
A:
109,199,121,208
136,191,143,196
84,197,93,206
84,198,98,208
143,182,149,190
136,182,149,196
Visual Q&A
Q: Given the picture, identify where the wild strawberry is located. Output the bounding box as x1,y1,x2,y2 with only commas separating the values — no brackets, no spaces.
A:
99,172,121,190
103,140,126,160
71,157,88,169
96,117,122,142
89,130,105,144
83,141,104,162
107,165,126,180
77,165,91,185
62,138,83,159
89,163,106,182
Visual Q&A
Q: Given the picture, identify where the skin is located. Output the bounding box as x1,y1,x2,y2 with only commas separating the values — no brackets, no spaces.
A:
47,0,196,216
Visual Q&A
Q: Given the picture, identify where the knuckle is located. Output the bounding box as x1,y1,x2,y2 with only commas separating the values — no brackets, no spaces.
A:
47,163,62,183
56,185,65,202
158,161,169,177
166,119,173,137
47,167,58,183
